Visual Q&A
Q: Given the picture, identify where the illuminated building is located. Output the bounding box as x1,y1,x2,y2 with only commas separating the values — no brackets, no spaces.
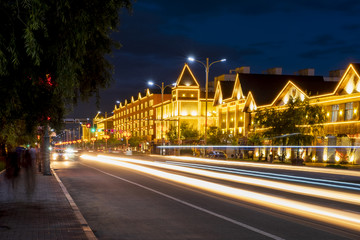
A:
213,67,336,137
113,88,171,149
214,64,360,163
153,64,216,143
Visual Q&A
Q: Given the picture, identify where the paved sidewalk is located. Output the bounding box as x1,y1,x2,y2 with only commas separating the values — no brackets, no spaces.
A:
0,168,95,240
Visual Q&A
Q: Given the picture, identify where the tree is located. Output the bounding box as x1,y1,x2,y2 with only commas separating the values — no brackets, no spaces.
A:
166,124,178,143
128,136,142,148
0,0,132,149
179,122,199,142
206,126,223,145
254,97,325,146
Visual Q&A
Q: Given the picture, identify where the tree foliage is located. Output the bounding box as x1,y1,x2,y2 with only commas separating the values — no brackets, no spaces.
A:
180,122,199,140
206,126,238,145
254,97,326,146
0,0,132,148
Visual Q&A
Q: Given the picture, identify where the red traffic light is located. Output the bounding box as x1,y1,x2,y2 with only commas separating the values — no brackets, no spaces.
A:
86,123,91,128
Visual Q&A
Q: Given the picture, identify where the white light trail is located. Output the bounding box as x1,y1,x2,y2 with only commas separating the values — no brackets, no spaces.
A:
96,155,360,206
166,161,360,191
81,154,360,232
160,155,360,177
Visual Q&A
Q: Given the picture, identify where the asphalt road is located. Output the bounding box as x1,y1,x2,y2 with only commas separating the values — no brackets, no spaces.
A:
52,153,360,240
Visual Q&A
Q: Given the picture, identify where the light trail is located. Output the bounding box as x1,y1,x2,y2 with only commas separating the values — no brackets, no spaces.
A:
81,154,360,232
96,154,360,206
165,161,360,191
160,155,360,177
160,145,360,149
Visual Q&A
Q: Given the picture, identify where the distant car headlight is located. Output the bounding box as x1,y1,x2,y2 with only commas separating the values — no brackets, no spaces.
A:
64,154,69,160
52,153,58,160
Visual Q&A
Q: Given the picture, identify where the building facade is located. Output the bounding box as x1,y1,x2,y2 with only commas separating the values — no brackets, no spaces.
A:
112,88,171,149
153,64,216,144
82,62,360,163
213,63,360,164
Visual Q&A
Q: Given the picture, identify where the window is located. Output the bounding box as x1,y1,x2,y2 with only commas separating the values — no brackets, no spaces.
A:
345,102,353,120
331,105,339,122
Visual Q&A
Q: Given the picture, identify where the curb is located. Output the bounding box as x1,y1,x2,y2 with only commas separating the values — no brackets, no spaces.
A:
51,168,97,240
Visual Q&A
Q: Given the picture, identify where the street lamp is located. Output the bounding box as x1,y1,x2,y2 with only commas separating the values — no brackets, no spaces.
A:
91,137,96,150
148,81,175,155
103,135,110,150
123,130,131,150
187,57,226,145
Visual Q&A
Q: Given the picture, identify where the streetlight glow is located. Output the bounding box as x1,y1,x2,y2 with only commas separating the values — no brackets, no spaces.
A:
148,81,154,86
187,56,227,145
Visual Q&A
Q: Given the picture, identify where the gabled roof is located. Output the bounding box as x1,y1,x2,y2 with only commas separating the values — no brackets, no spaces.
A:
175,64,200,87
220,81,235,100
333,63,360,95
213,81,235,105
271,81,309,106
213,81,223,106
238,73,337,106
231,74,244,100
243,92,257,112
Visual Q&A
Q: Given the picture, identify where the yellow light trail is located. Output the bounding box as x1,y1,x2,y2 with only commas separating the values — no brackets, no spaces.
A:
98,154,360,206
160,155,360,177
81,154,360,232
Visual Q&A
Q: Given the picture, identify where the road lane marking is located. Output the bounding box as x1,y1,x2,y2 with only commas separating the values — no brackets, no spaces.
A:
52,168,97,240
81,163,285,240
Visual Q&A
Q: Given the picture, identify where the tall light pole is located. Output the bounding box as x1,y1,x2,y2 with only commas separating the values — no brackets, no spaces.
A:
148,81,175,155
188,57,226,145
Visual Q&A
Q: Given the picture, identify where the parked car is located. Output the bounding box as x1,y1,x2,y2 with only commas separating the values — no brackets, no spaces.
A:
208,151,227,159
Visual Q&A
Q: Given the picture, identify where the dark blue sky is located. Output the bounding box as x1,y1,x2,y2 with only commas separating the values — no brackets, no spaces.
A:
67,0,360,118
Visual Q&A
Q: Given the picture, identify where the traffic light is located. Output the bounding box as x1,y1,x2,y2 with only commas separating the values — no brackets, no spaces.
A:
91,128,96,133
86,123,91,128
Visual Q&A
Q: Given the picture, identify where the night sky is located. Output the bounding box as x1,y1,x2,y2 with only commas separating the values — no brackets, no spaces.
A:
67,0,360,119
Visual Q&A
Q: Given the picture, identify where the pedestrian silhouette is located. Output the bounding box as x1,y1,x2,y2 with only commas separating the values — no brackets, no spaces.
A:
5,151,20,188
23,149,36,194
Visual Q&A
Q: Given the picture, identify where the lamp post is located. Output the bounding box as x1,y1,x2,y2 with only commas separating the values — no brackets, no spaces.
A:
188,57,226,145
148,81,175,155
91,137,96,149
123,131,131,150
103,135,110,150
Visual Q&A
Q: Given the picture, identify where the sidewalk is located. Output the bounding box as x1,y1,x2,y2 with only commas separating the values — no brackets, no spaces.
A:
0,167,96,240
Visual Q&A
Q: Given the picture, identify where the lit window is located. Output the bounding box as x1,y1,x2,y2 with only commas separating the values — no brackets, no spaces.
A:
345,102,353,120
331,105,339,122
